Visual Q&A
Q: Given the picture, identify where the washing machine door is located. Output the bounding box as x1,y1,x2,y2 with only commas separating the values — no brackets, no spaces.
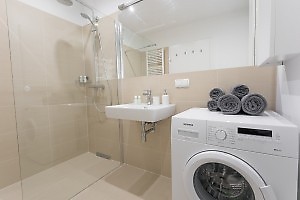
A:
183,151,277,200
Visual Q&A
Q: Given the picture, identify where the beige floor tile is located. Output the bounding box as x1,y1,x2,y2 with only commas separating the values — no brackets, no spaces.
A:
0,159,171,200
0,152,120,200
72,180,142,200
0,182,22,200
107,164,171,199
142,176,172,200
72,164,172,200
104,164,159,195
21,152,119,200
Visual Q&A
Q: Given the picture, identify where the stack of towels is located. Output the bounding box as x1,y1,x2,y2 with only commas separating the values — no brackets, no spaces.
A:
207,84,267,115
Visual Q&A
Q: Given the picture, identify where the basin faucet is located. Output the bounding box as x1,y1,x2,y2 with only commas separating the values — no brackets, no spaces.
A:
142,89,152,105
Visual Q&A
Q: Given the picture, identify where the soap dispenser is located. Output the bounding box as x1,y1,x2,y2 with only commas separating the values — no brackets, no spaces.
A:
162,89,169,105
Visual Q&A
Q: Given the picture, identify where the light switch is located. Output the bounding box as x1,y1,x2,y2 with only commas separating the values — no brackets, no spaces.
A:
175,79,190,88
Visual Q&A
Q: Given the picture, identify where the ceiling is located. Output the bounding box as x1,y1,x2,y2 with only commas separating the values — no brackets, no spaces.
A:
17,0,248,28
80,0,124,17
17,0,124,25
118,0,249,34
119,0,249,51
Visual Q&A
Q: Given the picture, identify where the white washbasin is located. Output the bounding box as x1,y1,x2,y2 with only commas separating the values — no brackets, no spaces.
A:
105,103,176,122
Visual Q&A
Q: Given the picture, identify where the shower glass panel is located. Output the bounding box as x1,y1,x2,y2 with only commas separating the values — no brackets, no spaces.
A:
5,0,121,199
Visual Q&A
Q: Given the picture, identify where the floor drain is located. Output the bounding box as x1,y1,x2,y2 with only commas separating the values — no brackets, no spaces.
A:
96,152,111,160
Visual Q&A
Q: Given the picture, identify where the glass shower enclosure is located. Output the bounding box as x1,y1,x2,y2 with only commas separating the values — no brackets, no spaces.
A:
1,0,121,199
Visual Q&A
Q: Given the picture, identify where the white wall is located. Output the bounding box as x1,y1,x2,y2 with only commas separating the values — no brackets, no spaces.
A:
276,55,300,129
169,39,211,73
145,8,250,70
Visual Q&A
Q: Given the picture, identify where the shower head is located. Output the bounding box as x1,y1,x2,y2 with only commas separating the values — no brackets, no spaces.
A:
118,0,144,10
80,13,95,25
81,13,92,21
57,0,73,6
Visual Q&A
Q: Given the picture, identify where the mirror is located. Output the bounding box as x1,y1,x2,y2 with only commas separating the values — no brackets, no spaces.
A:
117,0,255,78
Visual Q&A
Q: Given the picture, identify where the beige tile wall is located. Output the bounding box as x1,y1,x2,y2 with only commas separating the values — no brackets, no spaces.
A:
120,66,277,177
0,0,21,189
6,0,88,179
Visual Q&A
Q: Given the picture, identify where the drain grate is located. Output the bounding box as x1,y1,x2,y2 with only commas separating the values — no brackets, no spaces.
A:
96,152,111,160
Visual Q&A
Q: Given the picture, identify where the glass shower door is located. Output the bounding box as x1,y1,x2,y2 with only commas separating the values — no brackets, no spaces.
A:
0,0,22,199
5,0,122,199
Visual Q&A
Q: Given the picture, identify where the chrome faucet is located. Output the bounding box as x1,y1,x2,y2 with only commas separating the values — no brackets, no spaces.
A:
142,89,152,105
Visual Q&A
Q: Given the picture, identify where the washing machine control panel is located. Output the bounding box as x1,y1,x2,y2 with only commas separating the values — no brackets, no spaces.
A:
208,126,236,144
206,120,298,158
215,129,227,140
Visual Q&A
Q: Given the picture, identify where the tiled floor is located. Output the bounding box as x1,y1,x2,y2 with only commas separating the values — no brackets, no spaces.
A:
72,164,172,200
0,182,22,200
0,153,120,200
0,154,171,200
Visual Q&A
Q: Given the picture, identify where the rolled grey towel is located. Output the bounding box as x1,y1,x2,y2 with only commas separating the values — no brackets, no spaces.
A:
209,88,225,100
207,100,219,111
218,94,241,115
241,94,267,115
231,84,250,99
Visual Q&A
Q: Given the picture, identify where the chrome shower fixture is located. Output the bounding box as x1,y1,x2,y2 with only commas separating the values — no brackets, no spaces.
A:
80,12,99,32
57,0,95,18
57,0,73,6
81,13,95,25
139,43,157,50
118,0,144,10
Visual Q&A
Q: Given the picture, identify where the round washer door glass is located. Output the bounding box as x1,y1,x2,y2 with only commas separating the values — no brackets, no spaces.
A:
193,162,255,200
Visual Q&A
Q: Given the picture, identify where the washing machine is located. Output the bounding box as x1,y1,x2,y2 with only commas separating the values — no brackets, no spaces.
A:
171,108,299,200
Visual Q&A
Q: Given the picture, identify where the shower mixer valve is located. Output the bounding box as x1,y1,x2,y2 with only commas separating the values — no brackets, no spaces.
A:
78,75,89,83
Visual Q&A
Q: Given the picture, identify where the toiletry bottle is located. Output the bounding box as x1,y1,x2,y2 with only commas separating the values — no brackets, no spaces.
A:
137,96,141,104
153,96,160,105
162,89,169,105
133,96,138,104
